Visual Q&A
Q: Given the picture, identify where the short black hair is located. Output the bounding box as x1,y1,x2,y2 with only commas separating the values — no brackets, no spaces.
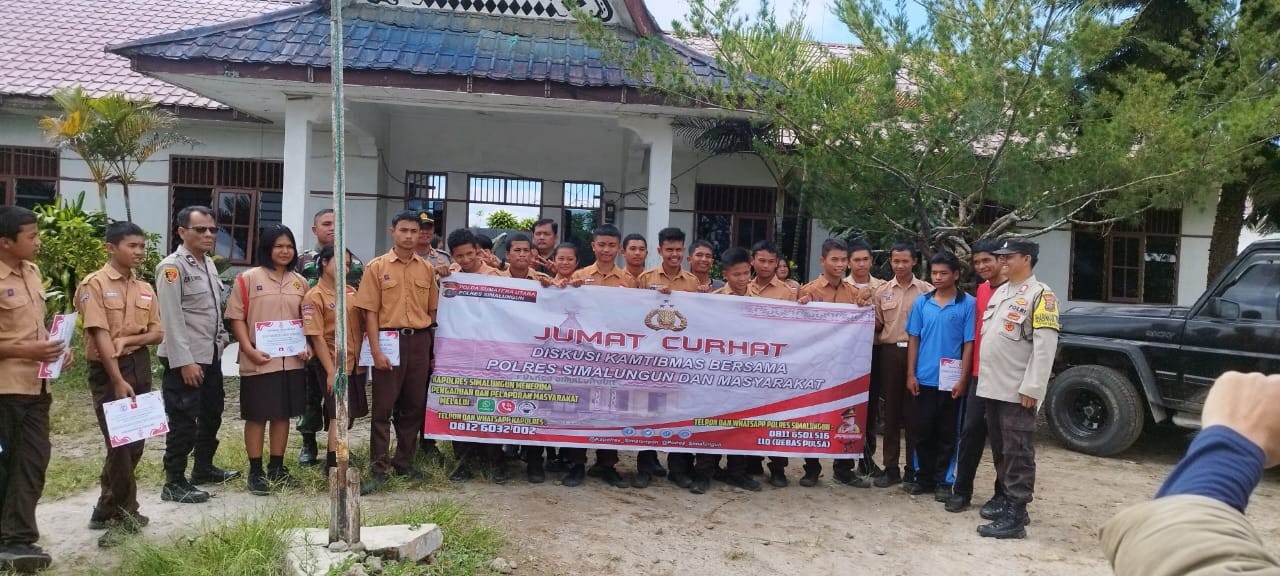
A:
0,206,37,241
256,225,299,269
447,228,477,252
312,208,334,224
553,242,579,260
657,227,685,246
623,233,647,249
721,246,751,268
475,233,494,251
889,241,918,259
847,239,873,259
750,239,779,259
315,244,337,273
532,218,558,235
689,239,715,255
175,205,214,229
507,232,533,250
105,221,146,245
591,224,622,242
391,210,422,229
929,251,963,273
971,238,1001,258
821,238,849,257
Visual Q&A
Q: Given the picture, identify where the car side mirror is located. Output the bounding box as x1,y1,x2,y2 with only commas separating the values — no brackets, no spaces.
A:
1212,297,1241,320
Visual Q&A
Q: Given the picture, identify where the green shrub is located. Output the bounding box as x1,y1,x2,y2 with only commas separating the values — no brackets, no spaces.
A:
35,192,109,316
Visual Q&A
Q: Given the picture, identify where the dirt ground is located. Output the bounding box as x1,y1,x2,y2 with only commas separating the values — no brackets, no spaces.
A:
34,419,1280,576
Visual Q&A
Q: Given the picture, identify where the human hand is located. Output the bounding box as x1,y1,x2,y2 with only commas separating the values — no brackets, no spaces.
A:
113,378,136,400
907,375,920,396
697,284,712,293
1202,371,1280,467
569,278,585,288
325,371,336,395
373,352,392,372
111,337,129,358
1020,394,1037,409
297,347,312,362
61,349,74,369
250,349,273,366
951,379,967,399
539,276,555,288
657,285,672,295
534,254,553,271
180,364,204,387
29,340,66,363
797,295,811,305
435,265,452,278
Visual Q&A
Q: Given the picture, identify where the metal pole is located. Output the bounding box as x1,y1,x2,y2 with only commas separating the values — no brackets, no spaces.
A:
328,0,360,544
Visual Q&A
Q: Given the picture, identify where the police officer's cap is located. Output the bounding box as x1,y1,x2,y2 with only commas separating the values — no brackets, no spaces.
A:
417,211,435,226
993,238,1039,257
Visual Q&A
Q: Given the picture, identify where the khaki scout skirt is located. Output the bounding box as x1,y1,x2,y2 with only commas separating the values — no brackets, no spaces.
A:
240,369,306,421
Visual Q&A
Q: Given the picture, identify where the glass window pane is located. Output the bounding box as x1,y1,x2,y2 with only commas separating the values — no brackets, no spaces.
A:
563,208,597,268
697,214,732,258
736,217,768,251
14,180,56,209
1217,260,1280,322
1142,236,1179,304
1071,232,1105,301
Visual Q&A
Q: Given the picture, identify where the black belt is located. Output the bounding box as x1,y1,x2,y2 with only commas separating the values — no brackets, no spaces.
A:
388,327,429,336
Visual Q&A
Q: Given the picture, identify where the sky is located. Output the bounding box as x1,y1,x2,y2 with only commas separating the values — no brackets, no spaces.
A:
643,0,928,44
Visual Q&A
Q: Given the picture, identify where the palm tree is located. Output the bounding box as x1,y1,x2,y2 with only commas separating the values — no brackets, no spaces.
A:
38,87,113,213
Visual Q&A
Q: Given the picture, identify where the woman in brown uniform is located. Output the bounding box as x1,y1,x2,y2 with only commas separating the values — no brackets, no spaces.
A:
302,245,370,476
226,225,311,495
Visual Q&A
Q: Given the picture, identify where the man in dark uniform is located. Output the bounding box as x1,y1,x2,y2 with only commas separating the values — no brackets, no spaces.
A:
294,208,363,467
155,206,241,506
355,211,440,494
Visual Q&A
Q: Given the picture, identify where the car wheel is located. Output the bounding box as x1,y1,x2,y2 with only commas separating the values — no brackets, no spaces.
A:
1045,365,1144,457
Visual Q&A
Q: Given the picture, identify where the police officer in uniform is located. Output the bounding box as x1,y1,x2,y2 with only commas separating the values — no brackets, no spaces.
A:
156,206,240,504
975,239,1058,539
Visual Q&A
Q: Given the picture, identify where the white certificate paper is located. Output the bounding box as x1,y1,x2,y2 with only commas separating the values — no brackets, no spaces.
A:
38,312,76,379
103,391,170,447
255,320,307,358
359,331,401,367
939,358,963,392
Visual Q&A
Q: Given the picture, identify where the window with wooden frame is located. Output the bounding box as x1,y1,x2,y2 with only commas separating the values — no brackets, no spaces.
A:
405,171,447,231
563,181,602,267
0,146,59,209
170,157,284,265
1070,209,1181,304
467,176,542,228
695,184,776,259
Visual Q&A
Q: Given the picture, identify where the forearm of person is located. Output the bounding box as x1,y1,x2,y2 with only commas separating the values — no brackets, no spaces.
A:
1018,328,1058,400
906,336,919,379
365,312,383,356
230,320,253,350
960,342,973,382
121,328,164,348
88,328,127,386
0,343,32,359
1156,426,1265,512
311,335,336,377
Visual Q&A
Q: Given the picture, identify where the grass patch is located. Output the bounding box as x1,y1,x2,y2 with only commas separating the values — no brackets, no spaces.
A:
109,498,502,576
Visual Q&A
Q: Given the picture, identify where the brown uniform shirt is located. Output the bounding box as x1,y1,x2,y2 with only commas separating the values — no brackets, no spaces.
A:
0,259,47,395
713,284,750,297
354,250,440,329
572,263,638,288
749,276,796,301
636,267,700,293
75,264,162,362
800,275,859,304
302,283,363,373
501,268,550,282
874,276,933,345
225,266,309,376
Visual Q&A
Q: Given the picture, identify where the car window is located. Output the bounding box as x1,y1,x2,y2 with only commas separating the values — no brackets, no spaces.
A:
1204,255,1280,322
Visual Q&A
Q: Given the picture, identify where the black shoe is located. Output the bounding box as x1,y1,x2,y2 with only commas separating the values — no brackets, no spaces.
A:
945,494,972,513
768,469,789,488
526,462,545,483
562,464,586,487
419,443,444,463
935,484,953,503
651,462,668,478
360,473,389,495
978,505,1029,539
298,437,319,467
586,462,605,478
669,471,694,489
903,469,916,484
745,460,765,476
544,459,567,474
858,459,883,478
600,466,628,488
502,444,520,460
190,464,241,484
907,482,934,496
798,470,820,487
268,466,300,488
449,464,473,483
980,494,1009,521
0,543,52,573
97,527,131,549
846,474,873,488
631,469,652,489
90,511,150,531
492,465,510,485
689,475,711,494
873,471,902,488
395,467,429,483
247,473,271,496
724,473,763,492
832,470,855,485
161,481,210,504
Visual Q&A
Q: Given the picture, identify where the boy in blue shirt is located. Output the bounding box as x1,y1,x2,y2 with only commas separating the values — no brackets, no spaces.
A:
905,251,975,501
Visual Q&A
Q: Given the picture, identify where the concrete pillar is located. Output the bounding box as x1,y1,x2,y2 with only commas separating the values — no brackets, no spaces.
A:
619,117,674,267
283,97,315,240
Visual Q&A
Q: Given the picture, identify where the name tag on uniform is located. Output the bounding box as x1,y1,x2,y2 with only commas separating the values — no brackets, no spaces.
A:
896,341,908,348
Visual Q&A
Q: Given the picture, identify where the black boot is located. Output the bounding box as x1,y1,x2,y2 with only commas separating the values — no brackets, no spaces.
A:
599,466,628,489
562,464,586,487
526,462,546,484
980,493,1008,520
798,469,820,488
689,474,711,495
978,503,1029,539
768,469,789,488
161,478,210,504
191,462,241,484
298,434,319,467
0,543,53,573
945,494,972,513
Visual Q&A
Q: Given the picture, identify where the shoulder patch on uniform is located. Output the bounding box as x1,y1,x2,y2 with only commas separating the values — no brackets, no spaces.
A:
162,267,179,284
1033,292,1060,330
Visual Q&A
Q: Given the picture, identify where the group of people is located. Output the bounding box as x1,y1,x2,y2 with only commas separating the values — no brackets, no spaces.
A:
0,202,1059,572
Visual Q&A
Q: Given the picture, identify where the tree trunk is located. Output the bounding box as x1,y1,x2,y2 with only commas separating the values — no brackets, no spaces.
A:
121,180,133,222
96,181,108,215
1207,179,1249,283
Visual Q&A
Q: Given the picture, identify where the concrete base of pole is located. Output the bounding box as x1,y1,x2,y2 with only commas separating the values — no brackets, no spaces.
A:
286,524,443,576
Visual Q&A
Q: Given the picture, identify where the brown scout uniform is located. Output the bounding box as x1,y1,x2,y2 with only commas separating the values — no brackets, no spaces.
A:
501,268,550,282
354,250,439,476
873,276,933,480
636,267,699,292
225,267,309,422
797,276,860,477
572,263,638,288
0,258,51,547
76,264,162,524
302,283,369,424
749,276,796,301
